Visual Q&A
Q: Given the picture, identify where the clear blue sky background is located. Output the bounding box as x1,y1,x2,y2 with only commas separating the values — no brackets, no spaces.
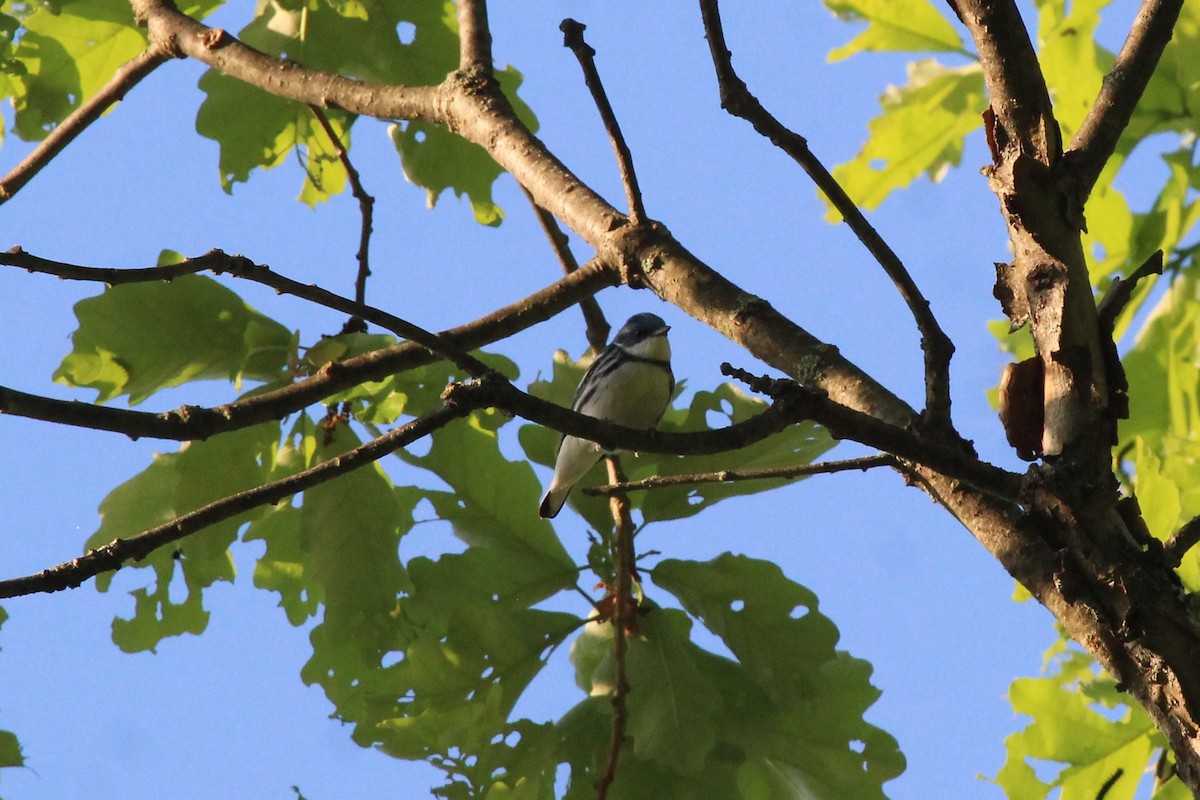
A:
0,3,1148,798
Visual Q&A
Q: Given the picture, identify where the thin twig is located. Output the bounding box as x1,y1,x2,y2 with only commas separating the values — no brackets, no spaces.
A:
560,19,646,227
1097,250,1164,332
697,0,955,434
1165,516,1200,569
584,453,898,495
0,396,472,598
597,456,634,800
1065,0,1185,200
308,105,375,306
0,46,171,204
520,185,610,351
456,0,494,73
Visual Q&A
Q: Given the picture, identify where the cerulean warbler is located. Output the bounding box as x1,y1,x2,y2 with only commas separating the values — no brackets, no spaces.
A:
539,313,674,518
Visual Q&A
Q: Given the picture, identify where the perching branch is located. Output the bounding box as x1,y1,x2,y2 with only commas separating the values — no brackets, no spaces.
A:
308,105,375,307
560,19,647,227
1097,250,1164,331
584,453,899,496
1065,0,1185,200
0,45,171,204
697,0,955,434
1164,516,1200,569
0,395,472,598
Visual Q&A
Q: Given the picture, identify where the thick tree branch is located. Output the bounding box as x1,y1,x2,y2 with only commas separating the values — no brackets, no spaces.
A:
0,45,171,204
0,396,471,598
957,0,1111,461
584,453,899,496
131,0,443,119
949,0,1059,162
698,0,955,434
560,19,647,228
1065,0,1185,199
307,105,375,307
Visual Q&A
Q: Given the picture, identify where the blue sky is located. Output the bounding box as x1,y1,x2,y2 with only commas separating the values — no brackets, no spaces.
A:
0,3,1126,798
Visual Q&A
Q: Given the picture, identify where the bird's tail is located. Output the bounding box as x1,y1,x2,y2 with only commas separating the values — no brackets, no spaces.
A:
538,484,570,519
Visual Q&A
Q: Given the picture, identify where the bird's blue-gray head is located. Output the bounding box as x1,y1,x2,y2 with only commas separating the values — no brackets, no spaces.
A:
613,313,670,347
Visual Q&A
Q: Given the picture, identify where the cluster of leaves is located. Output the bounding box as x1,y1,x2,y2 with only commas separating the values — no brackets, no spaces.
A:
826,0,1200,796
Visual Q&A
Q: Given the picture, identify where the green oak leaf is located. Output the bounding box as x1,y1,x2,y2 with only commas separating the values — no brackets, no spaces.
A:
87,421,282,652
994,639,1175,799
402,409,574,568
624,607,722,773
1121,272,1200,452
54,273,294,404
825,0,967,61
389,66,538,227
827,60,984,218
0,730,23,771
9,0,145,141
652,554,904,797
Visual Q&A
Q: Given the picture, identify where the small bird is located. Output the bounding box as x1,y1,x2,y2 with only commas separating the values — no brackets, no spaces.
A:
539,313,675,519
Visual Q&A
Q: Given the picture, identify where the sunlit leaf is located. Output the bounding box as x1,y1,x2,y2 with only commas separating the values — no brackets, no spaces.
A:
1034,0,1110,138
9,0,145,141
826,60,984,218
993,639,1169,800
825,0,966,61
